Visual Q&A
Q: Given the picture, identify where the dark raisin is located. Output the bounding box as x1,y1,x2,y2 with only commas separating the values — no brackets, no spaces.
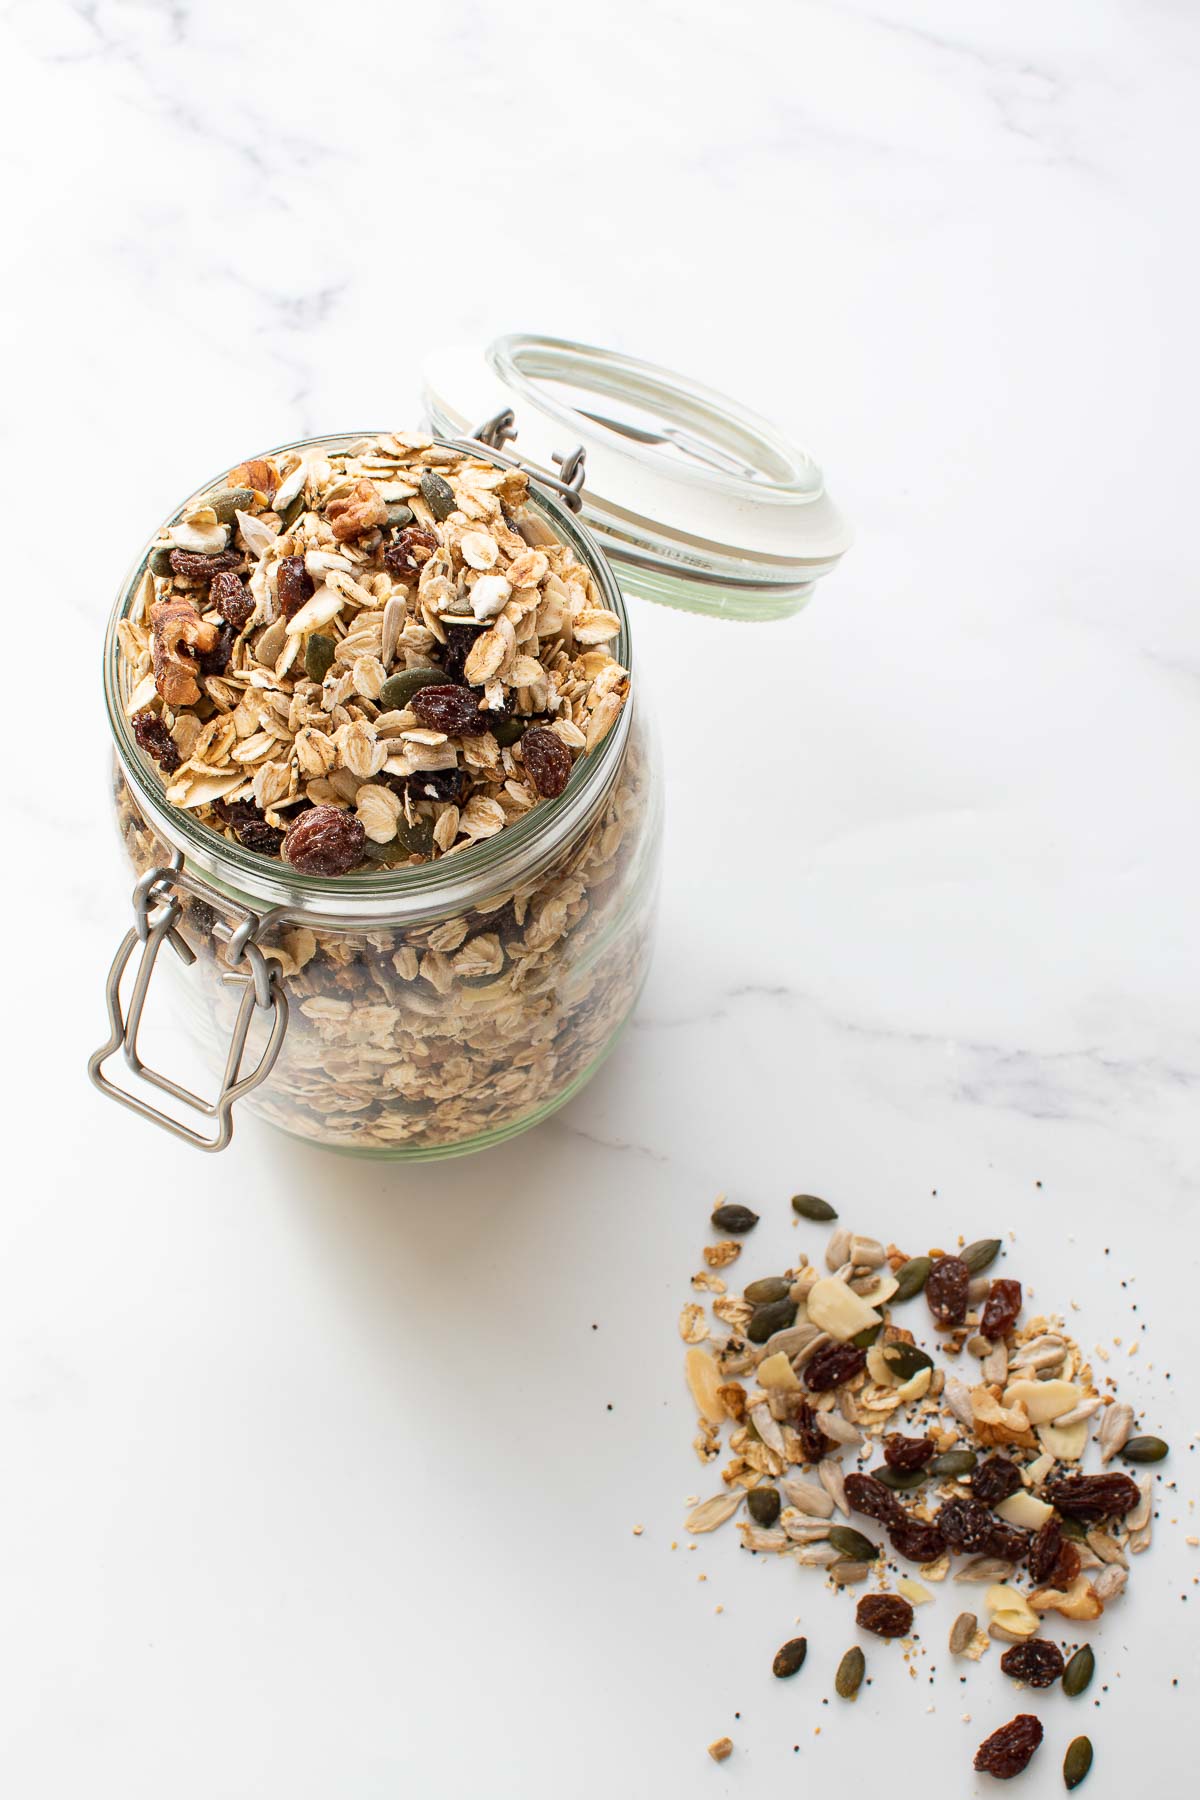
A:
276,554,315,619
980,1278,1023,1342
855,1593,913,1638
1027,1516,1066,1586
1041,1473,1141,1522
936,1496,1002,1554
1050,1540,1082,1587
132,710,181,773
926,1254,970,1325
887,1515,947,1563
747,1486,781,1527
197,622,235,676
409,684,490,737
210,569,254,630
844,1473,903,1528
973,1713,1043,1778
223,801,284,857
999,1638,1064,1688
441,622,480,684
167,547,241,581
971,1457,1023,1505
883,1434,936,1473
711,1203,759,1234
522,727,573,799
405,767,468,804
383,524,439,583
803,1342,867,1392
790,1400,835,1465
283,804,365,875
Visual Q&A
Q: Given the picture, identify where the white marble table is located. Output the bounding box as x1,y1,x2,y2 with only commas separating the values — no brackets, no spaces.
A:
3,3,1197,1794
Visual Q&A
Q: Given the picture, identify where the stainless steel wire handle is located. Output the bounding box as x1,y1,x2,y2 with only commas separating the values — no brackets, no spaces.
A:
88,854,289,1151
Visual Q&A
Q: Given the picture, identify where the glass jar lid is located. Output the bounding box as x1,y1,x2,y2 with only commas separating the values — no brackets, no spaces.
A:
422,333,851,622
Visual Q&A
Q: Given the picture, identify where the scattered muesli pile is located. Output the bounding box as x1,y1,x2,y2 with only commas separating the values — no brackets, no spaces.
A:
681,1192,1175,1782
117,436,630,875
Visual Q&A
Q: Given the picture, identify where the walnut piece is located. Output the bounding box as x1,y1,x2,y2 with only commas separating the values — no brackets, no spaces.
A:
228,457,279,501
327,478,387,542
150,599,219,706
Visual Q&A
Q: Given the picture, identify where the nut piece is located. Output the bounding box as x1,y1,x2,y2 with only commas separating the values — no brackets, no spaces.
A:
150,599,219,705
327,479,388,541
806,1276,882,1342
706,1737,733,1763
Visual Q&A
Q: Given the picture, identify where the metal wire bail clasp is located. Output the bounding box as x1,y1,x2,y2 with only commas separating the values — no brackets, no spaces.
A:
472,408,587,512
88,855,289,1152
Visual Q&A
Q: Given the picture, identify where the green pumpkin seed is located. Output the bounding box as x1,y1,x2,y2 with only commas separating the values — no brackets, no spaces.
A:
828,1526,880,1562
492,714,528,747
834,1646,865,1699
791,1194,838,1221
1120,1435,1168,1463
1063,1735,1093,1790
1062,1644,1095,1698
961,1238,1003,1274
419,470,457,520
873,1466,929,1492
772,1636,807,1679
1059,1517,1088,1542
930,1449,978,1478
892,1256,932,1302
747,1298,798,1344
746,1486,781,1528
278,492,306,532
385,502,414,529
744,1277,791,1307
712,1203,760,1235
395,814,435,858
304,633,336,684
147,545,174,576
378,667,450,710
851,1323,883,1348
207,485,256,524
881,1343,934,1382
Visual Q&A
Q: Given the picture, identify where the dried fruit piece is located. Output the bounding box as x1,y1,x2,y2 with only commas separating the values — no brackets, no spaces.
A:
405,768,468,805
276,555,316,620
791,1193,838,1221
845,1473,903,1527
937,1497,1008,1555
522,727,573,799
221,800,285,857
856,1593,913,1638
166,547,242,582
883,1434,935,1473
1120,1435,1168,1463
974,1714,1044,1779
999,1638,1064,1687
408,684,491,737
971,1457,1023,1505
892,1255,932,1302
283,805,365,875
926,1254,970,1326
210,569,254,630
834,1646,865,1698
711,1203,759,1235
1041,1474,1141,1522
746,1486,781,1528
197,622,235,676
383,524,439,583
888,1515,947,1563
772,1636,807,1678
132,710,181,773
1063,1736,1093,1790
791,1400,835,1465
981,1279,1023,1341
961,1237,1003,1274
419,470,457,520
803,1341,866,1391
1062,1644,1095,1697
1027,1516,1080,1588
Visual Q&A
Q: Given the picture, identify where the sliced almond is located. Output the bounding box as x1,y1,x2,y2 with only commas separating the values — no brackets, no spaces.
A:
1002,1378,1081,1424
1036,1417,1089,1462
756,1350,800,1391
685,1348,727,1424
994,1491,1055,1530
806,1277,882,1343
896,1578,932,1606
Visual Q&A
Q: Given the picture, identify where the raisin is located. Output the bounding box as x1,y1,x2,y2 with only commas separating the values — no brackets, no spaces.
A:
276,554,315,619
844,1473,903,1528
980,1278,1023,1341
210,569,254,630
404,767,468,804
971,1457,1023,1505
1051,1540,1082,1587
974,1713,1044,1778
167,547,241,581
790,1400,835,1465
803,1341,867,1392
999,1638,1064,1688
888,1515,947,1563
383,524,439,584
222,800,284,857
132,710,181,773
989,1522,1031,1563
283,804,365,875
197,621,235,676
1027,1516,1066,1586
855,1593,913,1638
441,622,479,684
936,1496,1003,1554
522,727,573,799
926,1254,970,1325
409,684,490,737
1041,1473,1141,1522
883,1434,936,1473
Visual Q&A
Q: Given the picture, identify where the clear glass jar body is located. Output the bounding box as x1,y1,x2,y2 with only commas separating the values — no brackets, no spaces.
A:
101,435,662,1158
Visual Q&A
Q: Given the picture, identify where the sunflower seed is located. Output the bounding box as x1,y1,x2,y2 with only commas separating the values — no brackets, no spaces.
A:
739,1525,788,1553
780,1477,835,1519
757,1322,819,1364
1097,1401,1133,1464
819,1458,849,1517
825,1227,852,1270
954,1556,1015,1584
1090,1564,1127,1603
815,1412,864,1448
849,1235,887,1269
780,1512,833,1543
830,1560,872,1585
949,1611,978,1654
1053,1396,1102,1429
981,1340,1009,1386
1126,1474,1153,1533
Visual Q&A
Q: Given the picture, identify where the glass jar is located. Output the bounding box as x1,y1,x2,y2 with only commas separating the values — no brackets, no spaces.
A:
92,339,847,1155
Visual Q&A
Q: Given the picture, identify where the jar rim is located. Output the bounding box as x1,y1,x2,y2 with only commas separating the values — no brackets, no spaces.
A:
103,430,634,923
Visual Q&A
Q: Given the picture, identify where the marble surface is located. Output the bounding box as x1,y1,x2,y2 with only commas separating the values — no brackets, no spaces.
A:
3,2,1198,1794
